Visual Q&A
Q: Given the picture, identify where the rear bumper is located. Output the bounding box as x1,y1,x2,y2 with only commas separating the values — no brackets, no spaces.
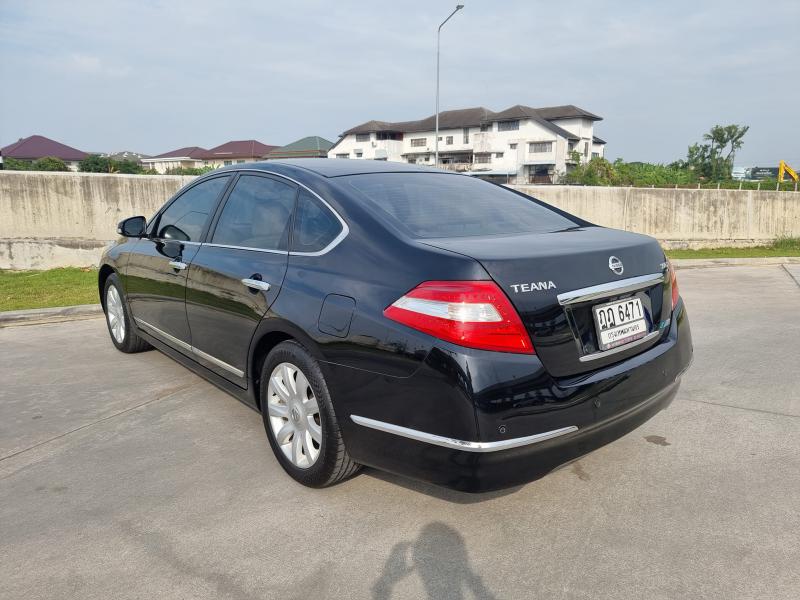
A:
329,299,692,492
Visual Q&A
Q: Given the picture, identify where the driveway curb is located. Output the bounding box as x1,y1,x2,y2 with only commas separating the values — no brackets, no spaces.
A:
0,304,103,327
670,256,800,269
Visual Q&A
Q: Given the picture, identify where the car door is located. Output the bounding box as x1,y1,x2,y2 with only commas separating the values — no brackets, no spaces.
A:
184,173,297,384
125,175,232,348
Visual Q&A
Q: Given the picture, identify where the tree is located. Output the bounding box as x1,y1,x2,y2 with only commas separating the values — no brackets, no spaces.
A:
79,154,117,173
32,156,69,171
2,158,32,170
698,124,749,181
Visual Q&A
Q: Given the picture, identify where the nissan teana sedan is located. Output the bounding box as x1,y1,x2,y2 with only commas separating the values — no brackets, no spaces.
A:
99,159,692,492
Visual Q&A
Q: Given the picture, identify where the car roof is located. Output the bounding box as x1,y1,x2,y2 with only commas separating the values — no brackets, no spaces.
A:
215,158,450,178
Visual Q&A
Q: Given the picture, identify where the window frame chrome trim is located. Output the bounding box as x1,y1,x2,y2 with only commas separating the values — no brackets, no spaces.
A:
557,272,665,306
203,242,288,255
217,168,350,257
134,318,245,378
350,415,577,453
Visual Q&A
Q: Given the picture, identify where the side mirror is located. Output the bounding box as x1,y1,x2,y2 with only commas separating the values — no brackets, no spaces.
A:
117,216,147,238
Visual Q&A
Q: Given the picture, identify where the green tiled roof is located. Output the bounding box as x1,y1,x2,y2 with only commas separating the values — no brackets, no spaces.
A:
266,136,334,159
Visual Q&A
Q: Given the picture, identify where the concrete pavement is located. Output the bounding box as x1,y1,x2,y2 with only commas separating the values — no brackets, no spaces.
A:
1,265,798,599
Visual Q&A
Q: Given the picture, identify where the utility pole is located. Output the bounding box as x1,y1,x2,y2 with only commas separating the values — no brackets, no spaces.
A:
435,4,464,168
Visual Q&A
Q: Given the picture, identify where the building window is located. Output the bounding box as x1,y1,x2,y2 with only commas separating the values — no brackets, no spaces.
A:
463,128,469,144
407,157,416,164
584,142,589,157
529,142,553,153
474,154,491,164
355,151,363,158
223,160,232,166
377,131,401,140
336,153,349,159
410,138,426,147
592,152,599,159
236,160,245,164
480,123,492,132
495,152,504,159
497,120,519,132
509,143,517,149
355,133,370,142
446,136,453,145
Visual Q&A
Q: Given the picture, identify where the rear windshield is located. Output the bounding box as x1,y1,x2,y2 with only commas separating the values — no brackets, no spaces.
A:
343,173,579,239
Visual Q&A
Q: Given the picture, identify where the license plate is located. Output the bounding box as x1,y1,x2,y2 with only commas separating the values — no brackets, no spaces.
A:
592,297,648,351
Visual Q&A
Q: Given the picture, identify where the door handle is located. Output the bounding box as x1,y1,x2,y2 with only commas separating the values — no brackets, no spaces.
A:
168,260,187,270
242,278,271,292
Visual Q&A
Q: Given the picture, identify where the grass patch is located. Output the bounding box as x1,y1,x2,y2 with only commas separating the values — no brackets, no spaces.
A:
0,267,98,312
666,237,800,259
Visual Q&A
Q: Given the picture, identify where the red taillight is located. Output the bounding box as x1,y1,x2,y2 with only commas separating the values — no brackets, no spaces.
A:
383,281,535,354
668,259,680,309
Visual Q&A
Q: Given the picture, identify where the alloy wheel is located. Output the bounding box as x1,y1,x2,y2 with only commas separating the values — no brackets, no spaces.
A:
106,285,126,344
266,362,322,468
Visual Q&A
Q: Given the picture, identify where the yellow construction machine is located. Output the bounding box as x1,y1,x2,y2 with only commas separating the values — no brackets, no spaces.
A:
778,160,799,182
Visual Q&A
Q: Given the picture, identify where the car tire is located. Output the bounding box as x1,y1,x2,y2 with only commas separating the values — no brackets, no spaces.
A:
103,273,151,354
260,340,360,487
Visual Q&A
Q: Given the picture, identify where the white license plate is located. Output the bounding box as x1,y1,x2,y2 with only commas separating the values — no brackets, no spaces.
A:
592,297,648,351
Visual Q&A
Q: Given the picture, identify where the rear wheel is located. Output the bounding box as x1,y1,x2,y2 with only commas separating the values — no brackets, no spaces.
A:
261,341,360,487
103,274,150,353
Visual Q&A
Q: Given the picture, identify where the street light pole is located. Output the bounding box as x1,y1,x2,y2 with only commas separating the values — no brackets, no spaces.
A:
435,4,464,168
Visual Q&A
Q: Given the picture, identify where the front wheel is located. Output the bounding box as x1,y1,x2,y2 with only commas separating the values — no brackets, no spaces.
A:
103,273,151,354
261,340,360,487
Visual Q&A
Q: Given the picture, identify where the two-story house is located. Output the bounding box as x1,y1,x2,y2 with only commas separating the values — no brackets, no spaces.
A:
328,105,605,183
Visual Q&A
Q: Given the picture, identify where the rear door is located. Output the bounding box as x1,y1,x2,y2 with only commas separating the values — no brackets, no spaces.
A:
126,175,232,347
185,173,297,384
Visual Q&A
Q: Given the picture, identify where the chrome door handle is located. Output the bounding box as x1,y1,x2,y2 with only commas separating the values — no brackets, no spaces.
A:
168,260,187,270
241,278,271,291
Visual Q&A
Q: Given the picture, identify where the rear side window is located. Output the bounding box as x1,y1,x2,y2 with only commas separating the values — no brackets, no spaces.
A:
292,190,343,253
156,176,230,241
211,175,296,251
344,173,578,239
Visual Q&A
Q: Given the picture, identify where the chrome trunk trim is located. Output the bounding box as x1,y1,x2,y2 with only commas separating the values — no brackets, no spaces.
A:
557,272,665,306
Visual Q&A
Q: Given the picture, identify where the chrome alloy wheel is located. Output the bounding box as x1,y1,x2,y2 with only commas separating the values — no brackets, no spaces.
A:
266,362,322,468
106,285,126,344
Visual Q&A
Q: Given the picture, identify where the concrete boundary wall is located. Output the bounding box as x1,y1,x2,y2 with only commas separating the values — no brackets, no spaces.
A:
511,185,800,249
1,171,194,269
1,172,799,269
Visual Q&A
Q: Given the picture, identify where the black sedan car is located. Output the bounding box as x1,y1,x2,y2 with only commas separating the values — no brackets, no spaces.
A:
100,159,692,492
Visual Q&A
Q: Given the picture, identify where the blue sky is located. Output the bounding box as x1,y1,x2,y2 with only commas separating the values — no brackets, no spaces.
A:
1,0,798,166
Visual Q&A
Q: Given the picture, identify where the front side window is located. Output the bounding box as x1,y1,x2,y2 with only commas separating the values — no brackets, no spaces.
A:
155,176,230,241
211,175,296,251
292,190,343,253
345,173,578,239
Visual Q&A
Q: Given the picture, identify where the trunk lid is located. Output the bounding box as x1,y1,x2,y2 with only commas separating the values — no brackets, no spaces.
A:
422,226,672,377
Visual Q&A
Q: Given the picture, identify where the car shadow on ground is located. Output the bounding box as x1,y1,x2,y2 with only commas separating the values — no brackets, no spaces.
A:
372,522,498,600
362,468,523,504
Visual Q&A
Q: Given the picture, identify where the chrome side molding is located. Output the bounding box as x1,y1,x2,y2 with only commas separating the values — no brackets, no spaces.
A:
557,272,664,306
350,415,577,453
135,318,244,378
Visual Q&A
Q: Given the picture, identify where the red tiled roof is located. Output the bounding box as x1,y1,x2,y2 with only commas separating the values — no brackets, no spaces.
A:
151,146,208,159
1,135,88,161
199,140,278,160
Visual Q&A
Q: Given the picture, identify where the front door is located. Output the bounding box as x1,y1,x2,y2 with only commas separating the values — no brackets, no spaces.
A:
126,175,232,347
185,174,297,384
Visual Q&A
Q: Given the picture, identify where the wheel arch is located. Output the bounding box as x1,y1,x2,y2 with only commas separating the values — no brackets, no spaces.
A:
98,263,117,307
248,318,326,411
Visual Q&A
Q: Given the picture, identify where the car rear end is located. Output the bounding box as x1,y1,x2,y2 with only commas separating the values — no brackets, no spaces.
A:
335,173,693,491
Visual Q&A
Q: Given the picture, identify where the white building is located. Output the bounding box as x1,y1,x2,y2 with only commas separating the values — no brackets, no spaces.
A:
328,105,605,183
